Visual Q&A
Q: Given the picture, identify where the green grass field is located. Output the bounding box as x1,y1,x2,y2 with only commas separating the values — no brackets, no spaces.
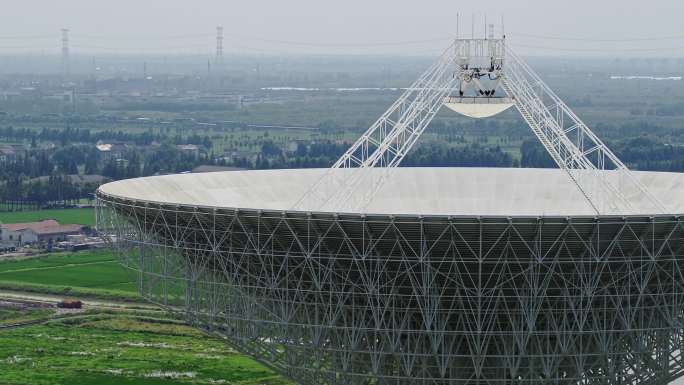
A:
0,248,291,384
0,250,138,300
0,307,54,326
0,208,95,226
0,313,291,385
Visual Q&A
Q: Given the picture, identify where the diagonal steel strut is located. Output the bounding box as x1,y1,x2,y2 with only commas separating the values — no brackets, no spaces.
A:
292,42,461,211
502,47,666,215
292,39,667,216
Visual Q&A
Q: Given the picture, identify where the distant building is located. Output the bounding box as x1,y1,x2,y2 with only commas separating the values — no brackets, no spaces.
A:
0,146,17,163
285,139,313,155
223,148,255,162
285,140,299,154
176,144,200,159
114,158,129,169
0,220,84,246
95,141,128,164
0,144,26,163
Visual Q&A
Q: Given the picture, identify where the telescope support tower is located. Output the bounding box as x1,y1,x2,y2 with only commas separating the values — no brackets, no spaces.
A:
294,38,666,215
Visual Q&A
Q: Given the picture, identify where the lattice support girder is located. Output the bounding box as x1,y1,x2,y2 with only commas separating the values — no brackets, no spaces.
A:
97,194,684,385
293,39,666,216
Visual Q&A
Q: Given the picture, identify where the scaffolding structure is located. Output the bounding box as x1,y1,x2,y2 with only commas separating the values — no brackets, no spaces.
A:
293,38,666,216
95,32,684,385
97,190,684,385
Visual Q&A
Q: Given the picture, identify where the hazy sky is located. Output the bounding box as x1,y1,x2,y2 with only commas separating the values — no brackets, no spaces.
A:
2,0,684,56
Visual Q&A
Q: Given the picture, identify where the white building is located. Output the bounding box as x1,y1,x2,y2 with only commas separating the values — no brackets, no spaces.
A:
0,220,84,246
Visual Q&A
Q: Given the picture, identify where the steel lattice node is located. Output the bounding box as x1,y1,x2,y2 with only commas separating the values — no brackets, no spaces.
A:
96,168,684,385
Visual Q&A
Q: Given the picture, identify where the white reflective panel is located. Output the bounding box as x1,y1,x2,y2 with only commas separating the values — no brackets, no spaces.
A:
443,97,515,118
97,168,684,217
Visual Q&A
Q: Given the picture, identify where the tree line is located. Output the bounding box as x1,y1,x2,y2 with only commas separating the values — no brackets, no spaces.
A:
0,126,163,146
0,143,219,210
4,125,684,211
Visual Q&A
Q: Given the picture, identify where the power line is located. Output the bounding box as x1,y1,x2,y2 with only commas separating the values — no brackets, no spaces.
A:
74,33,213,40
0,30,453,54
222,33,452,47
512,32,684,42
70,43,212,52
12,29,683,56
67,35,448,55
8,31,451,48
72,32,453,47
0,44,53,50
0,29,680,47
510,42,684,52
0,34,54,40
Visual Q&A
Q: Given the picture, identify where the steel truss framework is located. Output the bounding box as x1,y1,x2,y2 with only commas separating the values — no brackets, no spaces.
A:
292,42,460,212
97,192,684,385
295,39,666,215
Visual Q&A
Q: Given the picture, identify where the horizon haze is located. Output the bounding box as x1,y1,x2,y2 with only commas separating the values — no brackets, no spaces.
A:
1,0,684,57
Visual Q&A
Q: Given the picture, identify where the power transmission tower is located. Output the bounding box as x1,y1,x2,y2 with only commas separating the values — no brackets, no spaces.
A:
216,26,224,65
61,28,70,76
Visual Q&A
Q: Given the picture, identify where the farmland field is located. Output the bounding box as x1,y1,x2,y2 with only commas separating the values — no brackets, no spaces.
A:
0,250,138,300
0,312,292,385
0,306,53,326
0,249,293,384
0,208,95,226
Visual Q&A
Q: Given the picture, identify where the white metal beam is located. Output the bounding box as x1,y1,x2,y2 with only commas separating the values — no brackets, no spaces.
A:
292,39,667,216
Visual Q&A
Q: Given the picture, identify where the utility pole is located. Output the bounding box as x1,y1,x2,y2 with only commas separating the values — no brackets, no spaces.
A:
61,28,70,76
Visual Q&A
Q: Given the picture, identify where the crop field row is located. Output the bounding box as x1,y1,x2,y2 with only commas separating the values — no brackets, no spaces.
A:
0,311,291,385
0,208,95,226
0,249,291,384
0,306,53,326
0,250,138,301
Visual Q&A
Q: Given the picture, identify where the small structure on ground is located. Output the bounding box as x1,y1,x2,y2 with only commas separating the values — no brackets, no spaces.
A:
0,220,84,246
57,299,82,309
176,144,200,159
